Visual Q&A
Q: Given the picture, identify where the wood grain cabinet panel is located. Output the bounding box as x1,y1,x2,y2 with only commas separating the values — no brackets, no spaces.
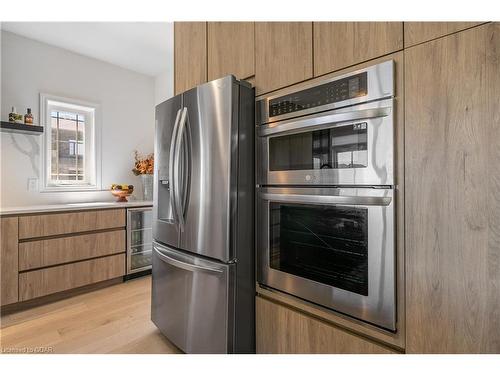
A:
1,217,19,306
19,230,126,271
174,22,207,95
19,254,126,301
256,297,395,354
208,22,255,81
405,23,500,353
255,22,313,95
404,22,484,47
18,209,125,239
313,22,403,76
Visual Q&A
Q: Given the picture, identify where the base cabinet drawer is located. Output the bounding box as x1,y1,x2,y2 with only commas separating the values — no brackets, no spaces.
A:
256,296,396,354
19,209,125,239
19,230,126,271
19,254,125,301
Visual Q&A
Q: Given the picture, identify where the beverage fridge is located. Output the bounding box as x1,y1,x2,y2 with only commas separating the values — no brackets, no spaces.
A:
151,76,255,353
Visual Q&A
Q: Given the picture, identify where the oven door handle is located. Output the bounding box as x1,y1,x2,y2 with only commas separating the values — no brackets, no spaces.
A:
260,193,392,206
258,107,391,137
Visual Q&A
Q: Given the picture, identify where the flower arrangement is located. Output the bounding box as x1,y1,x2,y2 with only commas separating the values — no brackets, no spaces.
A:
132,151,154,175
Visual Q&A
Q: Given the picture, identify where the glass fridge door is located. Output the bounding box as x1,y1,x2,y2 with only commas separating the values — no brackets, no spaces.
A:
127,208,153,274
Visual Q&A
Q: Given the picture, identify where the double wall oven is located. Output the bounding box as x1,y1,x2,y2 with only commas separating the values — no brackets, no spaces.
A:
256,61,397,331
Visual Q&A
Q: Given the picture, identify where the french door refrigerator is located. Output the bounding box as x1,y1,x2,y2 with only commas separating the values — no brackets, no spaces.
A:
151,76,255,354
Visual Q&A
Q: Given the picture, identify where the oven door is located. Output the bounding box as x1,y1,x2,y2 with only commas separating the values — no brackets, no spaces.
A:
257,99,394,186
257,186,396,331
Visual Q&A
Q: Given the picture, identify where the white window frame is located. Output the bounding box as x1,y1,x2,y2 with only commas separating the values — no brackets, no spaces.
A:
40,93,102,191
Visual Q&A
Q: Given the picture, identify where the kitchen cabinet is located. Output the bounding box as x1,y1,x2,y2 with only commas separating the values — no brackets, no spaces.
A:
405,23,500,353
2,207,131,306
1,217,18,306
208,22,254,81
404,22,484,47
19,253,125,301
19,209,125,239
19,230,125,271
174,22,207,95
256,296,396,353
313,22,403,76
255,22,313,95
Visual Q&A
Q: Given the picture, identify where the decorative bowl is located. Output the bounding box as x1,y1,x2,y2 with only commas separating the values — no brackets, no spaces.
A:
110,189,133,202
110,184,134,202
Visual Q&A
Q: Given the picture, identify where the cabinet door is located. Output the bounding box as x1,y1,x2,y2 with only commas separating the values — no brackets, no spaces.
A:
405,23,500,353
255,22,313,95
404,22,483,47
174,22,207,95
256,297,395,354
208,22,254,81
1,217,18,306
313,22,403,76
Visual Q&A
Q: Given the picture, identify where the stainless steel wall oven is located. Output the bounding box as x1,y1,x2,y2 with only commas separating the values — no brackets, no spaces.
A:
256,61,397,331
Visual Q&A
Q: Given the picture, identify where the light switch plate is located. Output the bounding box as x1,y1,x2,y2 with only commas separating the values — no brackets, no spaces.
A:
27,178,38,192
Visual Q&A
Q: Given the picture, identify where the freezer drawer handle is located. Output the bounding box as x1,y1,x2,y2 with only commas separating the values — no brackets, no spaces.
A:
154,246,223,274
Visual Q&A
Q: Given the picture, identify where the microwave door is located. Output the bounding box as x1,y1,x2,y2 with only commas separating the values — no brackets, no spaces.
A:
177,77,237,262
153,94,182,248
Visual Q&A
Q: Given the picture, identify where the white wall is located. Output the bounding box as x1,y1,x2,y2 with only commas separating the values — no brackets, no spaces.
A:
154,23,174,105
154,70,174,106
0,31,155,207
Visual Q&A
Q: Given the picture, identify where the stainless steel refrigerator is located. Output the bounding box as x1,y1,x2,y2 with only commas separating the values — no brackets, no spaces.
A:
151,76,255,354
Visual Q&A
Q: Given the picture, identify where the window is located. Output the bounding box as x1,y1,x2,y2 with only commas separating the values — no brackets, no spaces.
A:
41,94,101,190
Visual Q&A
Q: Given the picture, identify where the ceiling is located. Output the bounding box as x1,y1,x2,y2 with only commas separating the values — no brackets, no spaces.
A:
1,22,173,77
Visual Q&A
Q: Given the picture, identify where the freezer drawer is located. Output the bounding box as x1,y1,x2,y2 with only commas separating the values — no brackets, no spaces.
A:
151,242,234,353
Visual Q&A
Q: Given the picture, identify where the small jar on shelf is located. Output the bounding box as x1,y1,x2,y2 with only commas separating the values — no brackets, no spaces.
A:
24,108,34,125
8,107,23,123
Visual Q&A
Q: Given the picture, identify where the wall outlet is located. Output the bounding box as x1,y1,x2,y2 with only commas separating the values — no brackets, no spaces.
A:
27,178,38,192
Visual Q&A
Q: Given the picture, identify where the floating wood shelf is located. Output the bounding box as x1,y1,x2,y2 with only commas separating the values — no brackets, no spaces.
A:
0,121,44,135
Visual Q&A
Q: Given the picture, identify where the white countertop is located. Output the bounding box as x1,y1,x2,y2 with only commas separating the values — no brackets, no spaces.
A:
0,200,153,216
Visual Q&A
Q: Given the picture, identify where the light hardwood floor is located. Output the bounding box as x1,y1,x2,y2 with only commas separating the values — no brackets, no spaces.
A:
0,276,182,354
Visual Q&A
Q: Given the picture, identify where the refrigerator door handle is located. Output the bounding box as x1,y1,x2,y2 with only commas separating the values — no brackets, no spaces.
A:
168,108,182,223
153,246,223,274
174,107,189,230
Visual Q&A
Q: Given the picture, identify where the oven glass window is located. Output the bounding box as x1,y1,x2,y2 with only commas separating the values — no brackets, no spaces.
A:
268,122,368,171
270,203,368,296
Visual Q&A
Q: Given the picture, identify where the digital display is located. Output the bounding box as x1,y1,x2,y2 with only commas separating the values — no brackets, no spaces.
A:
269,72,367,117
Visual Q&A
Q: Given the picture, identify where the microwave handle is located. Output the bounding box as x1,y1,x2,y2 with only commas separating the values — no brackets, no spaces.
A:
258,107,391,137
260,192,392,206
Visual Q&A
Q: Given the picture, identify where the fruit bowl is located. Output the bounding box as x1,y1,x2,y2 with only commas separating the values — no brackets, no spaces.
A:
110,184,134,202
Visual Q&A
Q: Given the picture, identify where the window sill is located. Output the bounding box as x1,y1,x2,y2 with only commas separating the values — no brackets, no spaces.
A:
40,185,104,193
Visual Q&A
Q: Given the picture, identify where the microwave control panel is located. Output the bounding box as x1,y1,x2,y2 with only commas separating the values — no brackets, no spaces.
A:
268,72,368,117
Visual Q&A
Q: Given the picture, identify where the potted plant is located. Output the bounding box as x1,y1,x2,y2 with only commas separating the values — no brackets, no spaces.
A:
132,151,154,201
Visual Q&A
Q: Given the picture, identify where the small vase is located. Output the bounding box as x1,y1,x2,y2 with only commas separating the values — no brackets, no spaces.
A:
140,174,153,201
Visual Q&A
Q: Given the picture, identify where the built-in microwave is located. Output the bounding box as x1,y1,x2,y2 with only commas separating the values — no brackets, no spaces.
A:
256,61,394,187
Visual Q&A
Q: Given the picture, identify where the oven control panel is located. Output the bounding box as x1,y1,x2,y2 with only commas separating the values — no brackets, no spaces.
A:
268,72,368,117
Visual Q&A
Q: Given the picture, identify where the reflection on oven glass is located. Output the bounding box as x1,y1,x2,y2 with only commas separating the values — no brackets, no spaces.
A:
269,122,368,171
270,203,368,296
